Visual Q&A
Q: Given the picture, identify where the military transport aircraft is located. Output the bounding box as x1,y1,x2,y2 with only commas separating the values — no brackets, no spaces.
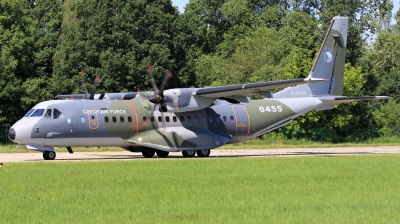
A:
8,16,390,160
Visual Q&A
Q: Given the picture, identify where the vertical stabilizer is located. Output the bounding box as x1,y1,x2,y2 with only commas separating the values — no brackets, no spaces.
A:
274,16,348,98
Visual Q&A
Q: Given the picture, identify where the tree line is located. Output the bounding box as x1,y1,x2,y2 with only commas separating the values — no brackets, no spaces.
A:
0,0,399,141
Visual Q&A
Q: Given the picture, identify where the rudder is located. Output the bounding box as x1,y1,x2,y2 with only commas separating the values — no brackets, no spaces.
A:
274,16,348,98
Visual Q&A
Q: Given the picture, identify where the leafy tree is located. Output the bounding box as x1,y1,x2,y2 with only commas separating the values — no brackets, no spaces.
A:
0,0,37,123
53,0,180,95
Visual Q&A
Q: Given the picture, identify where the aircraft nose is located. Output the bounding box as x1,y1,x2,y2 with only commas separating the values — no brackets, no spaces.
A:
8,128,16,141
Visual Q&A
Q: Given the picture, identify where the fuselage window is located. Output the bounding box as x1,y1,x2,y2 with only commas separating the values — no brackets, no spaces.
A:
143,116,148,124
45,109,52,118
150,116,155,122
166,116,170,122
194,116,199,122
230,116,234,122
112,116,117,123
81,116,86,123
223,116,227,122
209,117,214,122
120,116,125,123
158,116,162,122
180,116,185,122
30,109,45,117
53,109,64,119
187,116,192,122
173,116,177,122
128,116,132,122
202,116,206,122
216,117,221,122
104,116,109,123
24,109,35,117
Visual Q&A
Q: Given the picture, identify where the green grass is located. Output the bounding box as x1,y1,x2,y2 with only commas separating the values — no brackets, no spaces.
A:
1,155,400,223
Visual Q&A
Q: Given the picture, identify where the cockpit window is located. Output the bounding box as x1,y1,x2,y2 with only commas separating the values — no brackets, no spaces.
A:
30,109,45,117
24,109,35,117
45,109,52,118
53,109,64,119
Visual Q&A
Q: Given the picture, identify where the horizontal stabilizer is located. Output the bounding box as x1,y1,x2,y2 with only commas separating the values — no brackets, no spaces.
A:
319,96,391,103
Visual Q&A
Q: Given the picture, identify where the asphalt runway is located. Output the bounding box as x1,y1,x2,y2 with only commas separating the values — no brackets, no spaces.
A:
1,146,399,163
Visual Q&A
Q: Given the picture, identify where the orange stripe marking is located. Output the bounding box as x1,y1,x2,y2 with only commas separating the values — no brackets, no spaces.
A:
125,100,139,133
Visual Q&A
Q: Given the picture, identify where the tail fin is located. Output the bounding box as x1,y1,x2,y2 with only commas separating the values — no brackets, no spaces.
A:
274,16,348,98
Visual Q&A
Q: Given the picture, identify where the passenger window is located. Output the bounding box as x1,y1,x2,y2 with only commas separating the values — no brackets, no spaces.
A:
223,116,227,122
187,116,192,122
209,117,214,122
104,116,109,123
230,116,234,122
45,109,52,118
112,116,116,122
81,116,86,123
151,116,155,122
143,116,148,124
166,116,170,122
180,116,185,122
120,116,124,122
194,116,199,122
128,116,132,122
173,116,177,122
158,116,162,122
202,116,206,122
53,109,64,119
24,109,35,117
30,109,45,117
216,117,221,122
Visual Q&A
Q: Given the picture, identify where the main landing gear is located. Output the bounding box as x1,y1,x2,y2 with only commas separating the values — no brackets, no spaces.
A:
142,150,170,158
141,149,211,158
181,149,210,158
43,151,56,160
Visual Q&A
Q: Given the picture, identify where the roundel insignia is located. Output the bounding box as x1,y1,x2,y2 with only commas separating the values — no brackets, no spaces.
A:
324,52,333,63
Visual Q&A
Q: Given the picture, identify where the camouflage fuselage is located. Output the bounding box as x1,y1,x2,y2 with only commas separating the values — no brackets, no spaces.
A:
11,97,322,152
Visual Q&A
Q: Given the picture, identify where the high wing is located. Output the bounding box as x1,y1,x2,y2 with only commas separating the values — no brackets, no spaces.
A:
55,92,139,100
194,78,326,98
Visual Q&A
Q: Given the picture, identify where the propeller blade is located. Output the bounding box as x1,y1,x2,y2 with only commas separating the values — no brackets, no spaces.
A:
158,71,172,96
148,65,159,95
80,71,89,99
89,76,101,100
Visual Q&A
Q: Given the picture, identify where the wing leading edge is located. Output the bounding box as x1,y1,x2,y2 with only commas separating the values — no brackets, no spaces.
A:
194,78,326,98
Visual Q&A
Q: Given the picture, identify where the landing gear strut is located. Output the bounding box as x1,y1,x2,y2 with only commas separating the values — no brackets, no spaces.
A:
43,151,56,160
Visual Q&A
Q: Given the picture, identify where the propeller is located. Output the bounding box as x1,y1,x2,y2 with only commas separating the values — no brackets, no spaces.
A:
147,65,172,108
79,71,101,100
80,71,90,99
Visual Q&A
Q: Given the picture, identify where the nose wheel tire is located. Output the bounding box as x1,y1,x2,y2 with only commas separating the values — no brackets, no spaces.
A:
142,150,155,158
182,150,196,157
197,149,210,157
156,150,169,158
43,151,56,160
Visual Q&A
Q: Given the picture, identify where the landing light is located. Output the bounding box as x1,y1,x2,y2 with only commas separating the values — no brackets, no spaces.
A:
138,137,142,142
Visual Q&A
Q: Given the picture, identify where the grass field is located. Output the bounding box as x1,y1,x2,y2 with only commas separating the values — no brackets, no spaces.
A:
1,155,399,223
